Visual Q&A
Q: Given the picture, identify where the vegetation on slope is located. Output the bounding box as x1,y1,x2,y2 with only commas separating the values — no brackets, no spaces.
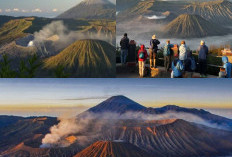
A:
44,39,115,78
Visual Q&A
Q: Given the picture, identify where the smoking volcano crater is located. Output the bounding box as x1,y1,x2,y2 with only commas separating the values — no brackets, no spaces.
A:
15,34,61,57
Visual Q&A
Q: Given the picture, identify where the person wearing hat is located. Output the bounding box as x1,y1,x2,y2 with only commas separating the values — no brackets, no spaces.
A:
120,33,130,65
149,35,160,68
198,40,208,78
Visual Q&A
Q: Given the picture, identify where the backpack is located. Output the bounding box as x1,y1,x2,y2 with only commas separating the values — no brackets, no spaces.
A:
139,51,145,59
164,44,171,56
190,57,196,71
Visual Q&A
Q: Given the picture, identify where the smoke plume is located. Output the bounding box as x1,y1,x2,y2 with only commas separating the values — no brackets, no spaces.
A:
32,21,113,55
41,110,229,148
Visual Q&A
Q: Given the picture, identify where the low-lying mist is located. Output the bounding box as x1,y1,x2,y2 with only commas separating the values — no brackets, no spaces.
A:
117,21,232,50
41,110,230,148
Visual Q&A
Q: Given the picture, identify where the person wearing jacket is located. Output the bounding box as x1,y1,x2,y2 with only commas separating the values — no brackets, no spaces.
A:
179,41,187,68
149,35,160,68
171,58,184,78
222,56,232,78
163,40,174,72
198,40,208,78
120,33,130,65
185,51,196,78
138,45,148,77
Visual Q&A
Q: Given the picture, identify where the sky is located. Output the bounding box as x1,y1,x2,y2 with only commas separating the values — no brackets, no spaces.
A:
0,79,231,117
0,0,116,18
0,0,83,18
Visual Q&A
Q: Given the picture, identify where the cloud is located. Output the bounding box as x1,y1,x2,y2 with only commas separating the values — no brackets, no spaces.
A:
5,9,11,12
32,8,42,12
0,9,2,13
22,9,28,13
52,8,58,12
13,8,19,12
62,95,113,101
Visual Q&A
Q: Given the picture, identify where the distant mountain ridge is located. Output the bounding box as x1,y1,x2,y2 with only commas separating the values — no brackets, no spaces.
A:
57,0,116,20
182,0,232,25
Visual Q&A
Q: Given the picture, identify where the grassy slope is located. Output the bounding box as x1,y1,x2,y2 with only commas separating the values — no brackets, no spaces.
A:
0,18,33,45
44,39,115,77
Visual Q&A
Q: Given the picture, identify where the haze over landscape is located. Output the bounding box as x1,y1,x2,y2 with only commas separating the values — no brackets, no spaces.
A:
117,0,232,50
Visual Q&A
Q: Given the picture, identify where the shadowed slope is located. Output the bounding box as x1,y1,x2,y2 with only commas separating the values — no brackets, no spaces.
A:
164,14,229,38
74,141,153,157
44,39,115,77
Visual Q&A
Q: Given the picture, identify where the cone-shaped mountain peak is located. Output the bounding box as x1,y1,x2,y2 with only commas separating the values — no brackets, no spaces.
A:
87,95,146,113
74,141,152,157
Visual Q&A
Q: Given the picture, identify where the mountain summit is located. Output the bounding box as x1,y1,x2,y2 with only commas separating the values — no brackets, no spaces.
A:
87,95,146,113
164,14,229,38
44,39,115,78
57,0,115,20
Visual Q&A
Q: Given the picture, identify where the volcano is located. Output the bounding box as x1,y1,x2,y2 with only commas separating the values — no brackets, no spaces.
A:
85,95,232,129
57,0,116,20
44,39,116,78
87,95,146,113
99,119,232,157
182,0,232,25
74,141,152,157
163,14,229,38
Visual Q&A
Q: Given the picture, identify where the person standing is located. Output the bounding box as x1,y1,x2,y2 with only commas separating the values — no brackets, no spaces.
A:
198,40,208,78
185,51,196,78
179,41,187,67
120,33,130,65
128,40,137,63
149,35,160,68
137,45,148,78
163,40,173,72
172,44,179,59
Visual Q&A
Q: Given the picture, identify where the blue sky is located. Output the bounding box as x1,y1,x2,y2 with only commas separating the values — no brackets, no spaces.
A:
0,79,231,117
0,0,82,17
